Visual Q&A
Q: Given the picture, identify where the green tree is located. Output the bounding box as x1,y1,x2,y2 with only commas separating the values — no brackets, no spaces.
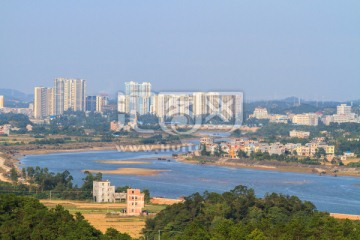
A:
237,149,248,158
315,147,326,159
142,189,151,204
102,228,132,240
9,167,18,182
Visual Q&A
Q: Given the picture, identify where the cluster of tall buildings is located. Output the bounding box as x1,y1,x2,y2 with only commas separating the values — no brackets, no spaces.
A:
117,81,243,123
34,78,86,119
85,96,108,113
34,78,108,119
117,81,152,115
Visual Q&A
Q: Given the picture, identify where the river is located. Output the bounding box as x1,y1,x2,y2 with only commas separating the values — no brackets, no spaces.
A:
20,149,360,215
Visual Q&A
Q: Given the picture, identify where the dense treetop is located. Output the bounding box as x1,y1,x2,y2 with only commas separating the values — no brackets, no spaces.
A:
144,185,360,240
0,194,131,240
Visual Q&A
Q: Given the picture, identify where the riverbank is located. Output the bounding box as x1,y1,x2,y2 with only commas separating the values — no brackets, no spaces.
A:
0,142,192,178
6,142,360,179
176,156,360,178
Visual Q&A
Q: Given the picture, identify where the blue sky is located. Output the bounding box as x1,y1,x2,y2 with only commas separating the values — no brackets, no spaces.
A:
1,1,359,100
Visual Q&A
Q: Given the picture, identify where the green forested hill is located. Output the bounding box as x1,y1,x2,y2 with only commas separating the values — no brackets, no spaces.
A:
144,185,360,240
0,194,131,240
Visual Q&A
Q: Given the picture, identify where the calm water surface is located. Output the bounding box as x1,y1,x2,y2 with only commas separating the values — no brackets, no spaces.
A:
20,150,360,215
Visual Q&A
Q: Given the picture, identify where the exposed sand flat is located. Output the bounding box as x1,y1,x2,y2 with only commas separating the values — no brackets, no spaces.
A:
151,197,184,205
84,168,170,176
96,160,151,165
331,213,360,220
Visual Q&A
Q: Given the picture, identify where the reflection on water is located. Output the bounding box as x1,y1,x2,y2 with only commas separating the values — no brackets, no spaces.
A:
21,150,360,215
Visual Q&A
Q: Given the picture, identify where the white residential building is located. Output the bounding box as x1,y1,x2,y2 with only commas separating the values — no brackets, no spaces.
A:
124,81,152,115
34,87,54,119
93,180,116,203
54,78,86,115
154,93,192,121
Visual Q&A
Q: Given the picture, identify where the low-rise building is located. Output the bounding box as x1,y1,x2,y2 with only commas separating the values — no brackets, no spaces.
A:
0,124,10,135
269,114,289,124
0,107,33,117
93,180,116,203
296,146,311,156
26,124,33,132
268,142,285,155
324,145,335,155
110,121,122,132
292,113,318,126
289,130,310,138
126,189,145,216
250,107,269,119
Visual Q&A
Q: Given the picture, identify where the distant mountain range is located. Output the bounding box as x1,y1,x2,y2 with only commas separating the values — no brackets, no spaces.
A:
0,88,358,108
0,89,33,103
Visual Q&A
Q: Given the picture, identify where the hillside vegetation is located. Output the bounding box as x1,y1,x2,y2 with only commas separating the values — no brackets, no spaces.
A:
0,194,132,240
144,185,360,240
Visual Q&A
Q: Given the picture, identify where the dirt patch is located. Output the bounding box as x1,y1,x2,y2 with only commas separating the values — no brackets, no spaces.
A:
83,213,145,238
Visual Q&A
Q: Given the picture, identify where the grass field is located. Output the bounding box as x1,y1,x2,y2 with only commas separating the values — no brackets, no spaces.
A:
40,199,168,238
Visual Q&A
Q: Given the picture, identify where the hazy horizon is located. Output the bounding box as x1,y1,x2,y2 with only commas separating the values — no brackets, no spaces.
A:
1,1,359,101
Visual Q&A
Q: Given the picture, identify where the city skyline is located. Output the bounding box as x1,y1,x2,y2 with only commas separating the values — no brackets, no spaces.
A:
1,1,360,101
